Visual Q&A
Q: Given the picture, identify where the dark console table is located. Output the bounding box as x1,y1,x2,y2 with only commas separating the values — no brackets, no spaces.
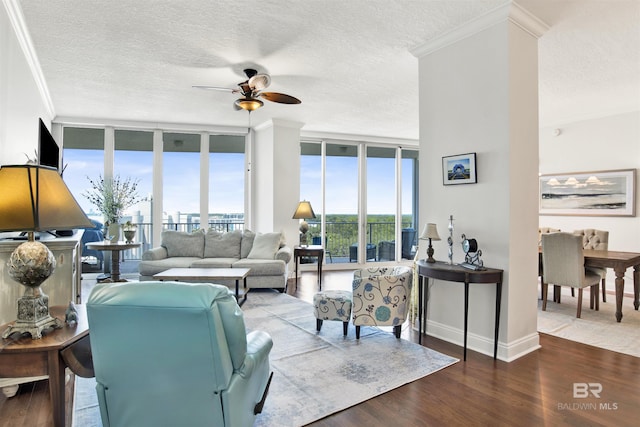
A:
416,260,504,361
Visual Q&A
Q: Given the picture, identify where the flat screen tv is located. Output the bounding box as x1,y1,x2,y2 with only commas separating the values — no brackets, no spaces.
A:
38,118,60,172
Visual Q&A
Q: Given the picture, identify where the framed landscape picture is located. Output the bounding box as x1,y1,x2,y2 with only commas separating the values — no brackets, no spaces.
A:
539,169,636,216
442,152,477,185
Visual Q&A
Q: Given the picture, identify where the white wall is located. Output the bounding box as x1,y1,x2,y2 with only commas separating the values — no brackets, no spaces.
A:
417,15,541,361
0,1,52,164
539,111,640,292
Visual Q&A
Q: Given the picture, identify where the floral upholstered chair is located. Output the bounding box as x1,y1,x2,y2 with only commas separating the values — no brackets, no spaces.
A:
351,266,413,339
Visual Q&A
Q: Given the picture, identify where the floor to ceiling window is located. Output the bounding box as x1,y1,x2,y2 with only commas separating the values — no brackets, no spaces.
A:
367,146,399,262
162,132,201,232
208,135,245,231
301,141,418,265
114,130,154,253
62,124,247,255
325,143,360,262
62,127,105,220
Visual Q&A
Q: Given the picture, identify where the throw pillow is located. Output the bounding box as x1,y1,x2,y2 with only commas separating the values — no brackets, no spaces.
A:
247,232,282,259
204,229,242,258
161,230,204,258
240,229,256,258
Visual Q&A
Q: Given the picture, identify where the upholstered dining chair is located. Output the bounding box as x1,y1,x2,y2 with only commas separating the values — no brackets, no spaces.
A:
574,229,609,302
541,233,601,318
538,227,561,245
538,227,561,301
87,281,273,427
352,266,413,339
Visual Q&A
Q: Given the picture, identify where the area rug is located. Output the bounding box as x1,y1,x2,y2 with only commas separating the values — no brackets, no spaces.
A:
537,289,640,358
73,290,458,427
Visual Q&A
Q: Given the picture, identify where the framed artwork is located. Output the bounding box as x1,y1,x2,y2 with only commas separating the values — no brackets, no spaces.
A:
539,169,636,216
442,152,477,185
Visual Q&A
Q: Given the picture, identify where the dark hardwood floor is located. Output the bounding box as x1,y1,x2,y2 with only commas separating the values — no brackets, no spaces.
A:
1,269,638,426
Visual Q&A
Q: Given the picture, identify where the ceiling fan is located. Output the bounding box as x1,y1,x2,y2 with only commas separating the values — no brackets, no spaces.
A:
193,68,301,111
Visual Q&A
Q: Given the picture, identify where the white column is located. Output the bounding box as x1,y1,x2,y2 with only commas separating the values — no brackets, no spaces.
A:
412,2,547,361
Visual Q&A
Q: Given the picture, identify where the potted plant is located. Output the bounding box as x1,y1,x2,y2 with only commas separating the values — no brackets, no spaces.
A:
122,221,137,243
83,175,141,242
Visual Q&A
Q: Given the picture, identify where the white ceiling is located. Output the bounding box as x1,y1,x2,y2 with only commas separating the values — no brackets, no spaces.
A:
16,0,640,140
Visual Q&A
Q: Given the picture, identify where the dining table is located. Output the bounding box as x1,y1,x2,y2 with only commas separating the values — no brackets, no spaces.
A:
540,247,640,322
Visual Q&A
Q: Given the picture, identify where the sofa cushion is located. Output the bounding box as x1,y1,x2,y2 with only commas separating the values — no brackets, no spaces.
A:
240,229,256,259
204,229,242,258
138,257,201,276
247,232,282,259
191,258,237,268
232,258,286,276
161,230,204,258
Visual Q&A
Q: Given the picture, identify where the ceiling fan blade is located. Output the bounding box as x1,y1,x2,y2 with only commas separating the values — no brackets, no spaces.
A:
192,85,238,93
260,92,301,104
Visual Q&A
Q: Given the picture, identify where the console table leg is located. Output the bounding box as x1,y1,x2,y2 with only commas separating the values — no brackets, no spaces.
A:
418,276,424,345
494,282,502,360
464,282,469,361
634,265,639,310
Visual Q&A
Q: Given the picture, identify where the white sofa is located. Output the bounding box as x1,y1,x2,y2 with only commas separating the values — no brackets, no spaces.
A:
138,229,291,291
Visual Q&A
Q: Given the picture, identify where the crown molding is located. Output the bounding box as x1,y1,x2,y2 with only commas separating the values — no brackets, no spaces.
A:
3,0,55,117
53,116,249,135
301,130,418,147
410,1,549,58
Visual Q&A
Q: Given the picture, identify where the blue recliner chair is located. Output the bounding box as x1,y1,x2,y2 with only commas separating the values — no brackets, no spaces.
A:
87,281,273,427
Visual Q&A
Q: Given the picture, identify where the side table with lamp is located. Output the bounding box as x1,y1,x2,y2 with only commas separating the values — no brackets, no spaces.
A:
0,164,95,426
292,200,316,246
293,201,324,290
0,164,94,339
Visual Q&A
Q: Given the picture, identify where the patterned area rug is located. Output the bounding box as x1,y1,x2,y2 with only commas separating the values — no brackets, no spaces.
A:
538,288,640,358
73,290,458,427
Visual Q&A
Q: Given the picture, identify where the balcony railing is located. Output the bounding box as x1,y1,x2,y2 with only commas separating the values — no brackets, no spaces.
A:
119,220,414,264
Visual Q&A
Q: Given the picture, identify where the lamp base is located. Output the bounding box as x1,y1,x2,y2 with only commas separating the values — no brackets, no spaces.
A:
299,232,308,247
2,293,63,339
426,245,436,263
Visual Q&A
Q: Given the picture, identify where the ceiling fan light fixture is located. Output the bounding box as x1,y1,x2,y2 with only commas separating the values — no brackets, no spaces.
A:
248,74,271,91
235,98,263,111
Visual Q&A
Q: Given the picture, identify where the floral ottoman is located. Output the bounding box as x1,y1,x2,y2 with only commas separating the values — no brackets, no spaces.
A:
313,290,353,336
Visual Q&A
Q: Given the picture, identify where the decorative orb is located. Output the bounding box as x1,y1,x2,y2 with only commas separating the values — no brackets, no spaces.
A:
8,241,56,289
299,222,309,233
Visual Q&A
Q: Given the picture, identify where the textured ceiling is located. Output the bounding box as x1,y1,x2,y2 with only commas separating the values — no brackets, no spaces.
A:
17,0,640,140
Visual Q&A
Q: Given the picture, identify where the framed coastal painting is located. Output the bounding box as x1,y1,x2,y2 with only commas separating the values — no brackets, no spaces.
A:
442,152,477,185
539,169,636,216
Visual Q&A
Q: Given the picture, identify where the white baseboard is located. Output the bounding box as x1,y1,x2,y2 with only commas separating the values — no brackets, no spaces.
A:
423,319,540,362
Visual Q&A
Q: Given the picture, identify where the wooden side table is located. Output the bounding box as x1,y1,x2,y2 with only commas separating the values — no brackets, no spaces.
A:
0,305,90,427
294,245,324,290
416,260,504,361
85,241,141,282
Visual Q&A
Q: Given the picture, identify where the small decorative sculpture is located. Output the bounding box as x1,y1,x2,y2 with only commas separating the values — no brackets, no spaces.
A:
65,301,79,325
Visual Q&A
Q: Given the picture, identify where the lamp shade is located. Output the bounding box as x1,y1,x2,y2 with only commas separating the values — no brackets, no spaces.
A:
420,223,441,241
292,201,316,220
0,164,93,232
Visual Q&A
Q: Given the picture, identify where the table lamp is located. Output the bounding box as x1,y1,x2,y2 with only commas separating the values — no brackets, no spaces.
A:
0,164,93,339
292,200,316,246
420,223,441,263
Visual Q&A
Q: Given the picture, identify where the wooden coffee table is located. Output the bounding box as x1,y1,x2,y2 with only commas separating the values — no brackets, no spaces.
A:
153,268,251,306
